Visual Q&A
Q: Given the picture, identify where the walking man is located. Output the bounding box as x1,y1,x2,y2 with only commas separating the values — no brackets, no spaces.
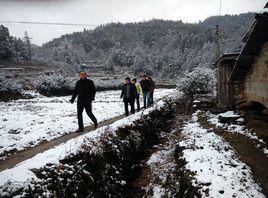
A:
121,77,136,116
148,77,156,105
132,78,143,111
70,70,98,132
140,74,151,108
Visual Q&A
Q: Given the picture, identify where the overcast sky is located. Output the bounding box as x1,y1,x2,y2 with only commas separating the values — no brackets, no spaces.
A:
0,0,266,45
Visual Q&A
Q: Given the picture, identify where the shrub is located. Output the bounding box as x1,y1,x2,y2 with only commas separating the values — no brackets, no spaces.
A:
94,78,123,91
0,75,22,95
177,67,216,97
35,73,73,96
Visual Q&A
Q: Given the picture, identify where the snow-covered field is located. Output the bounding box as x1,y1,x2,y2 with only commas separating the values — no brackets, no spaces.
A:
0,89,174,159
178,111,265,198
0,98,169,194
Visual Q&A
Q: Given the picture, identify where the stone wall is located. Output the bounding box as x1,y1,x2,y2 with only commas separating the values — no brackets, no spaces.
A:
244,42,268,108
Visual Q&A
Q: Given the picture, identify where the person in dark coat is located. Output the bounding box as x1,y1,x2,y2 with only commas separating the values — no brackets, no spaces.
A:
70,70,98,132
140,74,151,108
120,77,137,116
148,77,156,105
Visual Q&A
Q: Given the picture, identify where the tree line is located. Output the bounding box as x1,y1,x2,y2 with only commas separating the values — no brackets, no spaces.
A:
0,25,30,63
1,13,255,78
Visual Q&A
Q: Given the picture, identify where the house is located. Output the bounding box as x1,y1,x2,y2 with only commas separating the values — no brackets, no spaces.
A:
215,13,268,110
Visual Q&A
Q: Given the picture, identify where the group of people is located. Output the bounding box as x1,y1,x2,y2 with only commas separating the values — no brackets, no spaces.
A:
70,71,156,132
120,74,156,116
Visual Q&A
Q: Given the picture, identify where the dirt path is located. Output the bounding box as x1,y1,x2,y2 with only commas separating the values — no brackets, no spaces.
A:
197,111,268,196
0,114,125,171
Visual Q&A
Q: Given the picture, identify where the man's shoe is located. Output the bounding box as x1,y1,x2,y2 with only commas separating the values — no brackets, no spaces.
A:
94,123,98,130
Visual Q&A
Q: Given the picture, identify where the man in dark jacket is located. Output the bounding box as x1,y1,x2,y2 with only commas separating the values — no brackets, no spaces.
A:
148,77,156,105
70,71,98,132
140,74,151,108
120,77,137,116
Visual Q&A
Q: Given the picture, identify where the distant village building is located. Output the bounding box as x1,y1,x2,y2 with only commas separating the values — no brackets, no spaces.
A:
215,13,268,110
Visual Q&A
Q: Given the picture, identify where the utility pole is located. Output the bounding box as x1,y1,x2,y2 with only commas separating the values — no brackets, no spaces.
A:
215,0,222,62
215,25,221,62
23,31,32,63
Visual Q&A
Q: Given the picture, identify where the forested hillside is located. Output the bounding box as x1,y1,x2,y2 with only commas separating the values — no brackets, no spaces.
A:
1,13,255,78
0,25,30,63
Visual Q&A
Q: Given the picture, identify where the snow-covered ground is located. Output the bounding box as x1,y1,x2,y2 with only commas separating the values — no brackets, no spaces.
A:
207,111,268,157
0,99,169,194
146,134,178,197
0,89,174,159
178,111,265,197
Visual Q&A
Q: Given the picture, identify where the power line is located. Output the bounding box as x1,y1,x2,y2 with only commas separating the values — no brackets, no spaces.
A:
0,20,99,27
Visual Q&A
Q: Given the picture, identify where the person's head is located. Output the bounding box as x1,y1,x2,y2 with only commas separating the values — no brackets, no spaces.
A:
132,78,137,84
125,77,131,84
148,77,152,81
141,74,146,80
79,70,87,79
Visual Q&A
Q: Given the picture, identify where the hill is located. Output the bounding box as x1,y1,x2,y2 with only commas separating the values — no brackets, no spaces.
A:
31,13,256,78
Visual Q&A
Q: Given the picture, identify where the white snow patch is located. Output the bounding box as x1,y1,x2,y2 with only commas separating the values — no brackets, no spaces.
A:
152,185,166,198
219,111,240,118
236,118,244,123
264,148,268,157
146,128,179,197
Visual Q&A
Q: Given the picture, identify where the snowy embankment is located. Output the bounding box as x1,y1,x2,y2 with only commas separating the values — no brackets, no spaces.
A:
146,136,178,197
0,93,174,193
207,111,268,157
178,111,265,197
0,89,174,159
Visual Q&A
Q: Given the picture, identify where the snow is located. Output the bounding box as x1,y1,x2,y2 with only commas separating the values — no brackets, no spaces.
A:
0,95,171,191
263,148,268,157
147,149,174,183
236,117,245,123
207,111,268,157
152,186,166,198
146,148,177,197
178,111,265,198
219,111,240,118
145,127,179,197
0,89,174,159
